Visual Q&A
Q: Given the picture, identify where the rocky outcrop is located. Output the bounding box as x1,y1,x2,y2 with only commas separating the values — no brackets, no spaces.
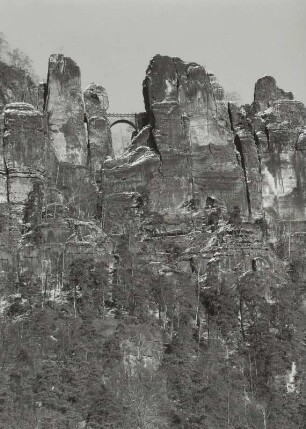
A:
45,54,87,165
2,103,47,221
0,102,47,283
101,55,250,230
102,55,306,233
253,83,306,221
37,82,47,112
0,59,104,293
234,130,262,217
84,83,113,178
0,61,37,114
1,53,306,428
84,82,109,117
1,53,306,288
226,76,306,223
142,55,249,218
297,127,306,150
254,75,293,112
3,103,46,174
208,72,225,100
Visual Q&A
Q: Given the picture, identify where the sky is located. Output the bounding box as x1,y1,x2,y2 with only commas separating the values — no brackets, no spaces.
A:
0,0,305,112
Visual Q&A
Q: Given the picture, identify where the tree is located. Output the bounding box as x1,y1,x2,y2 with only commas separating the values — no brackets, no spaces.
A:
0,32,38,81
0,32,9,59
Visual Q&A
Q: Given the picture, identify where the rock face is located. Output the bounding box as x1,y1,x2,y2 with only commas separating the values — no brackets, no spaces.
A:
84,83,113,177
254,75,293,112
0,61,38,114
37,82,47,112
227,76,306,222
102,55,249,234
1,52,305,301
0,102,47,284
234,130,262,217
45,54,87,165
208,72,225,100
142,55,248,217
84,82,109,116
0,58,102,290
252,84,306,221
1,54,306,429
3,103,46,211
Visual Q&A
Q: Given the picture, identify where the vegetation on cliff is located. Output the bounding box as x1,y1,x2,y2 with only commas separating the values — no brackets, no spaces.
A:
0,52,305,429
0,32,37,81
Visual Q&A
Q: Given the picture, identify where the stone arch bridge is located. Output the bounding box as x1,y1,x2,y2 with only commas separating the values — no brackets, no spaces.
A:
107,113,138,131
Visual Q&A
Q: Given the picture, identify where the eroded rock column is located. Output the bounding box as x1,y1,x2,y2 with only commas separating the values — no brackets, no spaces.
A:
143,55,248,217
45,54,87,165
253,79,306,220
84,83,113,178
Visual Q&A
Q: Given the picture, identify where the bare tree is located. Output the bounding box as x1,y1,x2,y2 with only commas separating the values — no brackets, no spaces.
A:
0,32,38,81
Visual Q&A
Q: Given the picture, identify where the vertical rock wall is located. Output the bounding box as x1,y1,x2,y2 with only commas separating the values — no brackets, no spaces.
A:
1,53,306,292
84,83,113,179
2,102,47,222
253,86,306,220
141,55,248,217
0,56,113,293
45,54,87,165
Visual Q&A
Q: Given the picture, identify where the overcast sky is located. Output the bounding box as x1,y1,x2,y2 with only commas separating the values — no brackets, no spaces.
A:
0,0,305,112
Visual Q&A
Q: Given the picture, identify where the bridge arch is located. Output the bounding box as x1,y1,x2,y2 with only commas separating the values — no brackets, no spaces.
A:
107,113,138,130
108,114,138,157
110,119,137,130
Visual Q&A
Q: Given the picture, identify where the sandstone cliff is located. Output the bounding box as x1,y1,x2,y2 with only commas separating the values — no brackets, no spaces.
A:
0,54,305,429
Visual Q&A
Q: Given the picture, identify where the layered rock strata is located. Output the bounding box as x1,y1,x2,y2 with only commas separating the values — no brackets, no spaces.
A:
0,57,110,292
1,53,306,281
2,102,47,222
102,55,250,237
0,55,306,415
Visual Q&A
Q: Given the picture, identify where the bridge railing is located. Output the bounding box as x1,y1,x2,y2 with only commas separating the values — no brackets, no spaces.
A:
107,113,136,118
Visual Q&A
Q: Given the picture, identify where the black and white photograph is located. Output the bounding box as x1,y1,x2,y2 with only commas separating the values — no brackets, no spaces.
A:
0,0,305,427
